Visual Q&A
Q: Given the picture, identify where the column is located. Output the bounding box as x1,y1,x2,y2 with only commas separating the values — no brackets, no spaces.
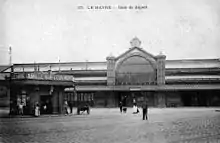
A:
106,56,116,86
29,86,40,115
52,90,58,114
155,54,166,85
58,89,64,114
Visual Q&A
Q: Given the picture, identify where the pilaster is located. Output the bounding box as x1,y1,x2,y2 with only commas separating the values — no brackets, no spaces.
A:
155,53,166,107
106,56,116,86
156,54,166,85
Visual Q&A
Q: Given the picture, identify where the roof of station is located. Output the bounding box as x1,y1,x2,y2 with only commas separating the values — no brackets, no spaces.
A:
3,58,219,73
166,59,220,69
1,38,220,72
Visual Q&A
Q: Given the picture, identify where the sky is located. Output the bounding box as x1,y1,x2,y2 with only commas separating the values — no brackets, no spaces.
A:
0,0,220,64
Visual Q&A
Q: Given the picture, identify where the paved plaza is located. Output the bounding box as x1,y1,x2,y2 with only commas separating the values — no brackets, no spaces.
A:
0,108,220,143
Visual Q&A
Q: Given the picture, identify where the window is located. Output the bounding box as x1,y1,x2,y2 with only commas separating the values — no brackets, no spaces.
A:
116,56,156,85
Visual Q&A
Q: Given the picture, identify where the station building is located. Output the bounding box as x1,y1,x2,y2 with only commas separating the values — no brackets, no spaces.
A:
1,37,220,115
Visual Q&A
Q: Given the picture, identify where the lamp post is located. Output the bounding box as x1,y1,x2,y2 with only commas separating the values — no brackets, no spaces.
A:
9,65,14,115
8,46,13,115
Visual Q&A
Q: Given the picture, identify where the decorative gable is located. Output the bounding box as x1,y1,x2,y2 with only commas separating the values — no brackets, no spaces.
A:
115,37,156,69
106,37,166,86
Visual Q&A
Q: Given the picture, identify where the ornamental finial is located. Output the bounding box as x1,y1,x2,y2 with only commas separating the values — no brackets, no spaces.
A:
130,37,141,48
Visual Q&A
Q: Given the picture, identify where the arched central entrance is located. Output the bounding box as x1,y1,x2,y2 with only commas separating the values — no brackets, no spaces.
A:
115,54,157,107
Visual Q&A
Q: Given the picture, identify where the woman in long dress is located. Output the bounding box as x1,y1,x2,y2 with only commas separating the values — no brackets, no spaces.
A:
64,101,69,115
35,103,40,117
133,104,137,113
133,99,137,113
133,99,139,114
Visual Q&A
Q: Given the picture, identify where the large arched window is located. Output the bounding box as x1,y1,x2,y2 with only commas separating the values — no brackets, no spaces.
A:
116,56,156,85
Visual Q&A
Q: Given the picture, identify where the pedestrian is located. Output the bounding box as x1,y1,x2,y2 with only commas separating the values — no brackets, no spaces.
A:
68,101,73,114
18,102,24,116
142,101,148,120
119,101,123,113
35,102,40,117
133,98,137,114
64,101,69,115
43,104,47,114
133,98,136,106
133,104,139,114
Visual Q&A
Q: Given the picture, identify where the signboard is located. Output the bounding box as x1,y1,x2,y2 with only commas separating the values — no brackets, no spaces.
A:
129,87,141,91
12,72,74,81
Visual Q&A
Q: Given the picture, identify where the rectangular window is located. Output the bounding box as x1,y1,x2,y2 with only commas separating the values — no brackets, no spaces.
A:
74,93,77,101
77,94,81,101
88,94,91,101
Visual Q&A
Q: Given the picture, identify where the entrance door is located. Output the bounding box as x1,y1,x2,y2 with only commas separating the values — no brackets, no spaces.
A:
40,95,52,114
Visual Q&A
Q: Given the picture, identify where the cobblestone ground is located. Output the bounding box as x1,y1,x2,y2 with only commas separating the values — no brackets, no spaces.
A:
0,108,220,143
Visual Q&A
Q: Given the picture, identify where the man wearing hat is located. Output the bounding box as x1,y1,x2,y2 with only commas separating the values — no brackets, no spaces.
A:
142,99,148,120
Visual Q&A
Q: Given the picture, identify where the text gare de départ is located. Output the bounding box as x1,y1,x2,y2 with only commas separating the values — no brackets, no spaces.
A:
87,5,148,10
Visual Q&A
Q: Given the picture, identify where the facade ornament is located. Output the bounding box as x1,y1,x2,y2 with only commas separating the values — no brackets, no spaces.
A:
130,37,141,48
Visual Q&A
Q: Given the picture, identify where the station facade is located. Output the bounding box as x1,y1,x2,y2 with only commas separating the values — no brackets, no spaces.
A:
1,37,220,114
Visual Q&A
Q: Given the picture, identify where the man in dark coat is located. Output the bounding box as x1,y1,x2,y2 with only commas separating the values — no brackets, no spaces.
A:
68,101,73,114
142,101,148,120
119,101,123,113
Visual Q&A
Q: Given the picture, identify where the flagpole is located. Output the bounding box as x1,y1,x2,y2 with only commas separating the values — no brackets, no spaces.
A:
9,46,12,65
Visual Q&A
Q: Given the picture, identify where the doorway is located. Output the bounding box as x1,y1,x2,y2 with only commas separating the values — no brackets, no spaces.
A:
40,95,52,114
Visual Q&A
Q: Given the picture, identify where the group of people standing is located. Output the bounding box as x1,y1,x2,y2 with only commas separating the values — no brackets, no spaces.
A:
34,101,73,117
119,98,148,120
14,98,148,120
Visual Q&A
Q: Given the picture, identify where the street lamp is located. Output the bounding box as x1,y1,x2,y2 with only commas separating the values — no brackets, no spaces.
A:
9,65,14,115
